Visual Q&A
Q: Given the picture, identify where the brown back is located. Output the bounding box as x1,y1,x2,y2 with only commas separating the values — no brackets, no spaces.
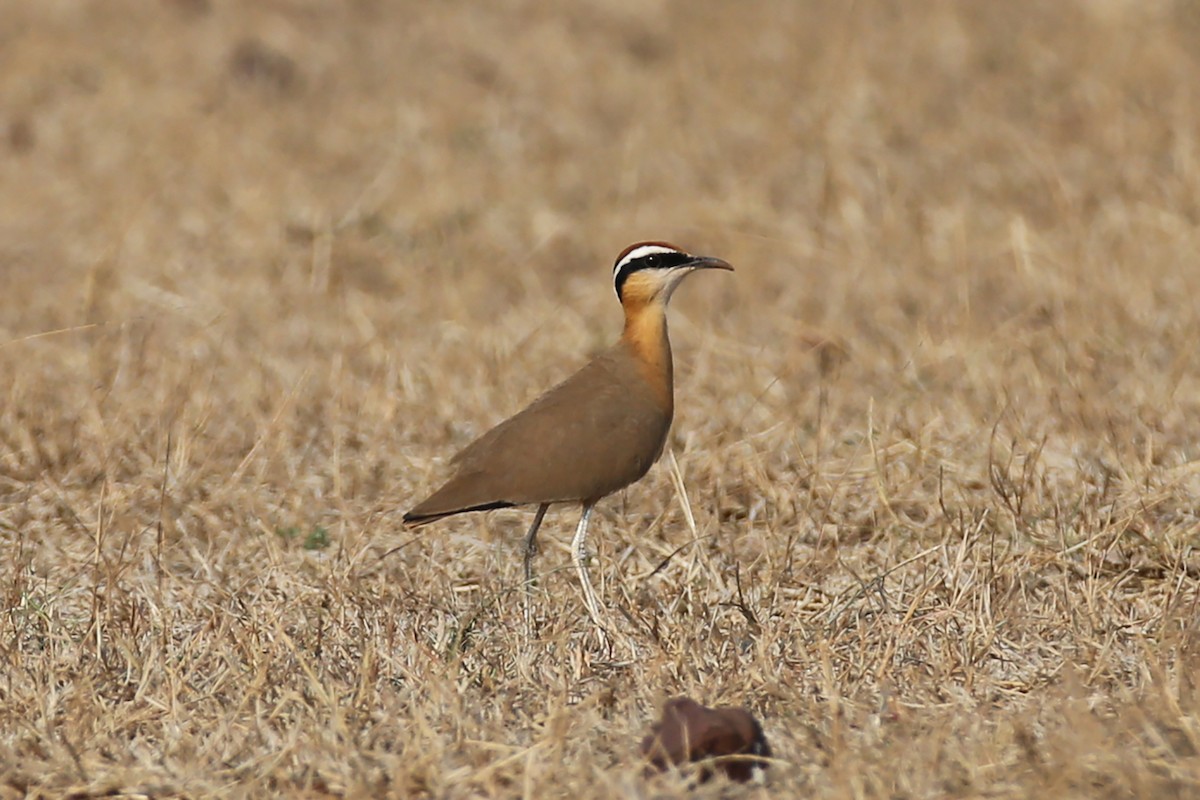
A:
405,341,672,521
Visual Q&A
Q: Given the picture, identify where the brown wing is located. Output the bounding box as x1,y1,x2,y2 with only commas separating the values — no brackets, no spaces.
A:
404,347,671,522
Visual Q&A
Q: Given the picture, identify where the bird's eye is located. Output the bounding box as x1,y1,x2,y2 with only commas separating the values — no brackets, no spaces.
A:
645,255,660,268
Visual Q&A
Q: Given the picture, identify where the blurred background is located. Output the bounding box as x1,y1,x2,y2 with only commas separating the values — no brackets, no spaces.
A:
4,0,1199,523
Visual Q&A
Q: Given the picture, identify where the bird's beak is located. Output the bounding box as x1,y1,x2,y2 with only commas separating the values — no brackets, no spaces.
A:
686,255,734,272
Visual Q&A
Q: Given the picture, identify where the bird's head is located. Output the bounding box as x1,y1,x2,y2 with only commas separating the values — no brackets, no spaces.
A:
612,242,733,306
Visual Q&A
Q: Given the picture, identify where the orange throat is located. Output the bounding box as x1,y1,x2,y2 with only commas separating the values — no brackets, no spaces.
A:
621,302,674,413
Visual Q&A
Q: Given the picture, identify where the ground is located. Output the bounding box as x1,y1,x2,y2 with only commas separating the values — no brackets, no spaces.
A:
2,1,1199,797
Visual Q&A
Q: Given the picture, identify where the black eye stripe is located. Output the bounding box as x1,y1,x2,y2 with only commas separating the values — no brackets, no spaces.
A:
617,251,691,273
614,250,691,297
613,251,692,298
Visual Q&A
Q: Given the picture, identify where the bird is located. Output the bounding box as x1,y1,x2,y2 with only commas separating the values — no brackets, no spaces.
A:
403,241,733,640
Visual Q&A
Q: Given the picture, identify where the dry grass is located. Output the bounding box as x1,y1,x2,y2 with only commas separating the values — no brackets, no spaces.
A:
3,1,1200,797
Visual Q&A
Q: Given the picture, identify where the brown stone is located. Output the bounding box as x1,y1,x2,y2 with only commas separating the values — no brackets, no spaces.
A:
640,697,771,783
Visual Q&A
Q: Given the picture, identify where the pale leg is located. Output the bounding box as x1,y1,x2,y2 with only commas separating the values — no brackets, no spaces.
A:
522,503,550,630
571,502,608,642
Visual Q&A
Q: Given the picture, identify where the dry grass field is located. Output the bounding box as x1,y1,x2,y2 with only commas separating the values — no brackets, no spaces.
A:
3,0,1200,797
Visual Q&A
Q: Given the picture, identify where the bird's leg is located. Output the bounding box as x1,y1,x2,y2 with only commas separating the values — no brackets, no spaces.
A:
571,502,609,645
522,503,550,631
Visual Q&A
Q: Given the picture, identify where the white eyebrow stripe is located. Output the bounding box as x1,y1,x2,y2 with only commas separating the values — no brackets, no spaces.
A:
613,244,680,275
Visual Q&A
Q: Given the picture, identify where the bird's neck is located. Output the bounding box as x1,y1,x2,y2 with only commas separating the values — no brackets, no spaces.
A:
620,302,674,413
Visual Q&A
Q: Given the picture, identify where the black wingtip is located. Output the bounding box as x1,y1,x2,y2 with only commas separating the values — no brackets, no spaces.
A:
402,501,518,527
401,510,439,528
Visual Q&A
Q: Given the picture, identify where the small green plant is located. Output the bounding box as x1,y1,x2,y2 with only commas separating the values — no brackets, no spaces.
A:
275,525,331,550
302,526,330,550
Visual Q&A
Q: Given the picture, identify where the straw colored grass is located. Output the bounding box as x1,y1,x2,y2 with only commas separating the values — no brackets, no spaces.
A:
2,1,1199,797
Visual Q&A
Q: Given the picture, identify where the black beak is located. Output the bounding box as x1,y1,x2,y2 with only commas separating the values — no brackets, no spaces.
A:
687,255,734,272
